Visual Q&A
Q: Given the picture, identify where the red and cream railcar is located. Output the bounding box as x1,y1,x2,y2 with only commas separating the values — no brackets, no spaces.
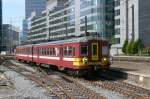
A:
16,45,33,62
16,36,110,71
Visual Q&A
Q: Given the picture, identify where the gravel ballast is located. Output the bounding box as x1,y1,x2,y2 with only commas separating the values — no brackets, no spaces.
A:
0,65,52,99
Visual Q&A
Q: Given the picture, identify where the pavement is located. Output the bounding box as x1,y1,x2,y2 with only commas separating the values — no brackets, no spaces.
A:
112,61,150,77
111,58,150,90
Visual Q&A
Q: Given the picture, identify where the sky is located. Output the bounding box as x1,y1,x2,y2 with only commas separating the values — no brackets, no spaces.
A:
3,0,25,30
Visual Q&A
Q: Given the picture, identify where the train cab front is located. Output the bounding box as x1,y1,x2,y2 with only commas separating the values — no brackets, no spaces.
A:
73,41,111,71
89,42,110,71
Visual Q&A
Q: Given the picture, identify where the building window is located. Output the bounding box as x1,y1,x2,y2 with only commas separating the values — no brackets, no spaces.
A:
115,0,120,7
115,38,120,44
115,9,120,16
115,28,120,35
115,19,120,25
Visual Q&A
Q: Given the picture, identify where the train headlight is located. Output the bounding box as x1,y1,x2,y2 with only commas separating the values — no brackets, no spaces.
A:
103,58,107,61
82,57,88,65
102,57,109,64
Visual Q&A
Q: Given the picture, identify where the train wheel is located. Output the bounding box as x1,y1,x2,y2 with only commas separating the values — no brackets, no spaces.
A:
58,66,65,71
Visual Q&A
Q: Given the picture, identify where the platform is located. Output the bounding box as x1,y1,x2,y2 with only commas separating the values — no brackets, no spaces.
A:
111,57,150,90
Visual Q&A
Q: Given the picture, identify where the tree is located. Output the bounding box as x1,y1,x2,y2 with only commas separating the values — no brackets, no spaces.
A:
126,40,134,55
132,40,138,54
122,39,128,54
136,39,144,50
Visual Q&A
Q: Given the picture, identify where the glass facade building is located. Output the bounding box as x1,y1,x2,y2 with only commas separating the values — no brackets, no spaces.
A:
47,0,114,40
22,0,47,44
2,24,20,52
28,0,114,42
28,12,47,42
25,0,47,18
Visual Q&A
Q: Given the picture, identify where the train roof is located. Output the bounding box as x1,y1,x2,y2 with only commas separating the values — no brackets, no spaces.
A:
17,36,108,48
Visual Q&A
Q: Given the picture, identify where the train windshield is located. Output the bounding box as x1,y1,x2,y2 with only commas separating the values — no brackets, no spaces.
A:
102,46,109,56
81,46,88,56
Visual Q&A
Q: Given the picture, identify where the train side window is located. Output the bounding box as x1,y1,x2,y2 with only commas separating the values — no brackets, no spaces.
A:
39,48,41,55
81,46,88,56
45,48,47,55
40,48,42,55
43,49,45,55
47,48,49,55
55,47,59,56
34,48,36,54
44,48,47,55
73,47,75,56
49,48,51,55
35,48,36,54
44,48,45,55
68,47,72,56
42,48,43,55
63,46,73,57
64,47,67,56
52,48,56,56
37,48,39,55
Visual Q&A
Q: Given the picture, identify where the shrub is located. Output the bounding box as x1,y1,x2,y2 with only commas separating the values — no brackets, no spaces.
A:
140,48,150,56
136,39,144,50
122,39,128,54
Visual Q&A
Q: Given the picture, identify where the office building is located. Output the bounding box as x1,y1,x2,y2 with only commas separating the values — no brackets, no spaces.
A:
28,11,47,42
22,0,47,44
25,0,47,19
2,24,20,52
47,0,114,40
28,0,114,42
112,0,150,55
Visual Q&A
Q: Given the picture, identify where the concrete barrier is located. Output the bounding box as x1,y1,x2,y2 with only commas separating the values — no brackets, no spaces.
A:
110,68,150,90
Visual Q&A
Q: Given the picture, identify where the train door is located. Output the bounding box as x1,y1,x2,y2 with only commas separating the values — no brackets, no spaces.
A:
59,45,63,65
37,47,39,59
91,43,99,61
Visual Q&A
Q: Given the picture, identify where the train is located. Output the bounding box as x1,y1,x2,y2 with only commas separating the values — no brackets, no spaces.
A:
16,36,111,74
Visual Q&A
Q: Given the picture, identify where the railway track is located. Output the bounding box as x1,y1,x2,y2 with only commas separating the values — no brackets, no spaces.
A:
74,72,150,99
1,60,150,99
31,62,150,98
2,60,104,99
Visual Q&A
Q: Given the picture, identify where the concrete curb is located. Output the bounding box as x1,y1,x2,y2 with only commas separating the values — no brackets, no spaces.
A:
113,56,150,63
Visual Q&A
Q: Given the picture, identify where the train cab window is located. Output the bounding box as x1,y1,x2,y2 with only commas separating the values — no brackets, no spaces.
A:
81,46,88,55
102,46,109,56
